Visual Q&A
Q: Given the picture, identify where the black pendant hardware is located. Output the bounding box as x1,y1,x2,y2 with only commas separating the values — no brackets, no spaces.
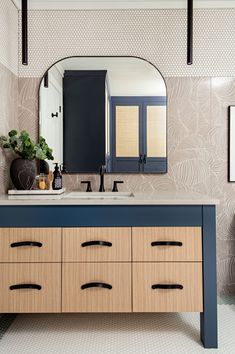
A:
152,284,183,290
187,0,193,65
44,72,49,88
22,0,28,65
81,282,112,290
81,240,112,248
151,241,183,247
51,112,59,118
11,241,42,248
10,284,42,291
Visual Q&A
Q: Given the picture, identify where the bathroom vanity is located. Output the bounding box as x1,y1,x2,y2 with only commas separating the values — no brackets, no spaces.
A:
0,192,218,348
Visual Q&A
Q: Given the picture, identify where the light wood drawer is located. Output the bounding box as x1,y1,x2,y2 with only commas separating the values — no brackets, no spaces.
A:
0,228,61,262
133,262,203,312
63,227,131,262
62,263,132,312
132,227,202,261
0,263,61,313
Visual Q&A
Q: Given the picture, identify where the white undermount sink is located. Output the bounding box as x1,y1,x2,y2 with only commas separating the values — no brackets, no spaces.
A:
65,192,134,200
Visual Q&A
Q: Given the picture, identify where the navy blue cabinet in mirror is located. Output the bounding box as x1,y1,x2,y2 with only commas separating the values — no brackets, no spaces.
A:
110,97,167,173
63,70,106,173
39,57,167,173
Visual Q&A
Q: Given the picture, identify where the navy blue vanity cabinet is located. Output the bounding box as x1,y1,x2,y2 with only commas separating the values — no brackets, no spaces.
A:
0,204,217,349
110,97,167,173
63,70,107,173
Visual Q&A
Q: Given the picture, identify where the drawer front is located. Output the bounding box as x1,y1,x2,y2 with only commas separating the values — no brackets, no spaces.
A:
132,227,202,261
0,228,61,262
133,262,203,312
63,227,131,262
0,263,61,313
62,263,131,312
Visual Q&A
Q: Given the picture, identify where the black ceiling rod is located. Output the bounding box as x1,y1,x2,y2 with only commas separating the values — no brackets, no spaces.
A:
187,0,193,65
22,0,28,65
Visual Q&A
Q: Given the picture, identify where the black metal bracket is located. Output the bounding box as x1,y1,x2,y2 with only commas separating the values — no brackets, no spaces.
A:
187,0,193,65
22,0,28,65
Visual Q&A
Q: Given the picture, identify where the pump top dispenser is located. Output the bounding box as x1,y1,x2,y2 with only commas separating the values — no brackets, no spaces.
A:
52,163,62,190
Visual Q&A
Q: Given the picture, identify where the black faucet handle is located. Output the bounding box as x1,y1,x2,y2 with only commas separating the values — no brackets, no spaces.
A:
81,181,92,192
112,181,124,192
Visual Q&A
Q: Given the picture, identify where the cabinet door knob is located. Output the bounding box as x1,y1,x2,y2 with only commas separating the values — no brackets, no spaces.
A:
81,282,112,290
152,284,183,290
151,241,183,247
81,240,112,247
10,241,43,248
10,284,42,291
138,154,143,163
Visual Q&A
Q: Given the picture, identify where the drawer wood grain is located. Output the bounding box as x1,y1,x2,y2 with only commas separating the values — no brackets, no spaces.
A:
133,262,203,312
0,228,61,263
132,227,202,261
0,263,61,313
63,227,131,262
62,263,131,312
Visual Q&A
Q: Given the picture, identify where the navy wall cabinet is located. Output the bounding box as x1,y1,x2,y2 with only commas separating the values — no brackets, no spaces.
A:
110,97,167,173
63,70,107,173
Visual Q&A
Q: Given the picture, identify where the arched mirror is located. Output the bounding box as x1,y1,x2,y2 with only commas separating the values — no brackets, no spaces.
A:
39,56,167,173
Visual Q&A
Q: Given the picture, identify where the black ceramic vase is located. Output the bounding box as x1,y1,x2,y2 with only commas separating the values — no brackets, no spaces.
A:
10,158,36,190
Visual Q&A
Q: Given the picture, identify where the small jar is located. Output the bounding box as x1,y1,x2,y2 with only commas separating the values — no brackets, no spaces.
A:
36,174,49,190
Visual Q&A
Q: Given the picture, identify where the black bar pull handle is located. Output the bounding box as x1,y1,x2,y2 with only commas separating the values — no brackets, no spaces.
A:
10,284,42,291
151,241,183,247
152,284,183,290
81,240,112,248
81,282,112,290
11,241,43,248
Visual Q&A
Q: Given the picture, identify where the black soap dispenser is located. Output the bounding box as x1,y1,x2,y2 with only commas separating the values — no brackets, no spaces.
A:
52,163,62,190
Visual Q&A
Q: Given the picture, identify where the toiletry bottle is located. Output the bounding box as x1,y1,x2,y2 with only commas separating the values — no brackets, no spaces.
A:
52,163,62,190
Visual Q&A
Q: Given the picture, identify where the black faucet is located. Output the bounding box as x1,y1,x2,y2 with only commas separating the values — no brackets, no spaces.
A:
99,165,106,192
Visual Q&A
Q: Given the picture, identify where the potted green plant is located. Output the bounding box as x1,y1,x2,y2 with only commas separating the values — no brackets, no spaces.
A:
0,130,54,190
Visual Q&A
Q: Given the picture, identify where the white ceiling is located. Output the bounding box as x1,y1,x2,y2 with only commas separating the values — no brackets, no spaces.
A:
12,0,235,10
51,57,166,96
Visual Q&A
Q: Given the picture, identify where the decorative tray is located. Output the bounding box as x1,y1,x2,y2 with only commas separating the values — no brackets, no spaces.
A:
8,188,66,195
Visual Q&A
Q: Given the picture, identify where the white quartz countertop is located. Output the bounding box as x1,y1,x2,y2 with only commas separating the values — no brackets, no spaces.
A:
0,191,219,206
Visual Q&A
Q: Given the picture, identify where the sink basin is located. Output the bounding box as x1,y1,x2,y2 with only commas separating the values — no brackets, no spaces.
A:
65,192,134,200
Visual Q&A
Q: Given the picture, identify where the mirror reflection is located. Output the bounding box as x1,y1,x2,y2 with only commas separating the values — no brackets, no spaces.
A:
39,57,167,173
